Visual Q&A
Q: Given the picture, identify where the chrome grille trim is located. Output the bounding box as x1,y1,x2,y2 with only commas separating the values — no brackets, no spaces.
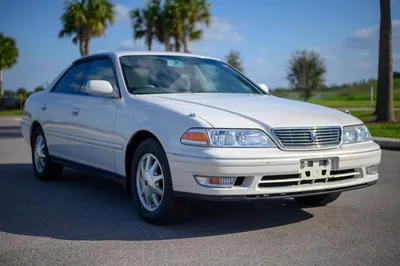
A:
271,126,342,149
257,169,361,188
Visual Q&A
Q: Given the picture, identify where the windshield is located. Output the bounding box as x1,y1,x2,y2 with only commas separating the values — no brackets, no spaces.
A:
119,55,264,95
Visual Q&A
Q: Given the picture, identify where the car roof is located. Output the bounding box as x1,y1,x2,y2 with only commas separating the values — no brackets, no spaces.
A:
76,51,222,63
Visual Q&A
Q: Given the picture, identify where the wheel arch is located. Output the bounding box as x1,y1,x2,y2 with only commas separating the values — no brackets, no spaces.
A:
30,120,43,146
124,130,165,195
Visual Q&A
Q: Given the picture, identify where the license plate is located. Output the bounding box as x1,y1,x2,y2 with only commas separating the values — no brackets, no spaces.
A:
299,158,337,179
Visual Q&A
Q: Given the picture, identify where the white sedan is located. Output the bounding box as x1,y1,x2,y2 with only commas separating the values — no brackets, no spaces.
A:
21,52,381,224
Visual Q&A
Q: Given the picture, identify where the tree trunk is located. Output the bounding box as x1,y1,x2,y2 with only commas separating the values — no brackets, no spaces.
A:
146,27,153,51
79,40,85,57
376,0,396,122
84,38,90,56
182,20,190,53
164,32,170,51
174,40,181,52
0,70,3,98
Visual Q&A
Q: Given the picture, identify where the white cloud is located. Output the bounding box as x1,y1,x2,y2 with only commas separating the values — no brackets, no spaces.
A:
301,47,319,52
114,4,131,21
202,18,243,42
353,25,380,39
191,44,213,54
120,39,167,51
120,39,145,49
346,20,400,48
255,58,266,65
359,62,373,68
359,51,369,57
323,54,337,61
260,49,266,55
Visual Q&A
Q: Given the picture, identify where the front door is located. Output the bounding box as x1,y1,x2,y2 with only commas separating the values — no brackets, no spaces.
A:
42,61,91,161
67,58,120,172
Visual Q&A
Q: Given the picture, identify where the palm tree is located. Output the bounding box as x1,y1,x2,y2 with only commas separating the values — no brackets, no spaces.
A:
131,0,211,53
177,0,211,53
131,0,161,51
156,0,180,51
59,0,115,57
376,0,396,122
0,33,19,97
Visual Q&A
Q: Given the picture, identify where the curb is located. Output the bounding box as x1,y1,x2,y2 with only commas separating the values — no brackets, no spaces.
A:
373,137,400,150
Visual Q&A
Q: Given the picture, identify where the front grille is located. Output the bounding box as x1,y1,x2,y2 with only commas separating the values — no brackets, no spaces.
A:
272,126,341,149
258,169,360,188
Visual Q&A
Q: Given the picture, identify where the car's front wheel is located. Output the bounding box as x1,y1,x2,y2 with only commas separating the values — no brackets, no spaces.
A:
31,127,63,181
295,192,341,206
130,138,190,225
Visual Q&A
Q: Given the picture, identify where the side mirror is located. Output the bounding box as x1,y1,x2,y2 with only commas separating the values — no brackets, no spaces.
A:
257,83,269,94
86,80,115,97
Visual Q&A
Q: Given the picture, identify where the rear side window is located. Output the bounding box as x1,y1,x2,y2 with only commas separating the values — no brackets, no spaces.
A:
52,62,90,94
81,59,117,94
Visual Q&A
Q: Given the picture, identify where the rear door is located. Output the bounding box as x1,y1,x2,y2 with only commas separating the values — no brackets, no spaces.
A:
42,62,90,160
67,58,120,172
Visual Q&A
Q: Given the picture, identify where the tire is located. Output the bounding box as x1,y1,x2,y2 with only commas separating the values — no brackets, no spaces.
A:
295,192,341,207
130,138,190,225
31,127,63,181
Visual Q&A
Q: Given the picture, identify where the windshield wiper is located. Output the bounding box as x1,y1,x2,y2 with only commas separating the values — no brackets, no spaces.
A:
131,84,156,92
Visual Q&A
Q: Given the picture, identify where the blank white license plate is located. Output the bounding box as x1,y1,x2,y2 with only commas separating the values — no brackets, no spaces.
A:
299,158,337,179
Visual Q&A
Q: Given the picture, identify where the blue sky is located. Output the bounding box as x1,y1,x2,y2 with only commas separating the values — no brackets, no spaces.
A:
1,0,399,91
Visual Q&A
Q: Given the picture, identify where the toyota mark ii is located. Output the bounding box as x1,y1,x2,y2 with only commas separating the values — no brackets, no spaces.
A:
20,52,381,224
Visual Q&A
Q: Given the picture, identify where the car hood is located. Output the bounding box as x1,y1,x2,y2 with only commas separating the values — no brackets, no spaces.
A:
135,93,362,129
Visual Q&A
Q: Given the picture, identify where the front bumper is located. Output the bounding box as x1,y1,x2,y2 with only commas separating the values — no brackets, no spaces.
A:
174,181,377,201
167,141,381,200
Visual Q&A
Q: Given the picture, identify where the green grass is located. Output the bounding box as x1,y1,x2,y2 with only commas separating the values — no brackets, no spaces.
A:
363,123,400,138
0,109,23,116
308,99,400,108
272,78,400,107
349,110,400,138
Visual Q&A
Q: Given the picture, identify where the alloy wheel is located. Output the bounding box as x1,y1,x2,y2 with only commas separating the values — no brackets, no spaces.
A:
34,135,46,173
136,153,164,211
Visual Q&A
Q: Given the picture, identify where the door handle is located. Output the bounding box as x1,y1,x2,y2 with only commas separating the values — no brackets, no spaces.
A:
41,104,47,111
71,108,79,116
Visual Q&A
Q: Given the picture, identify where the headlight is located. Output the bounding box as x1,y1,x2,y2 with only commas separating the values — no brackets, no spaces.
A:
343,125,372,144
181,128,276,147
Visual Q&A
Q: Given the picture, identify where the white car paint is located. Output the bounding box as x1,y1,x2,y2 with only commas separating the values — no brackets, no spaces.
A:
21,51,381,199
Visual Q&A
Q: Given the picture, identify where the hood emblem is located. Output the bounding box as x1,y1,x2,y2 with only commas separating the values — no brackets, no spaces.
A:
310,131,317,142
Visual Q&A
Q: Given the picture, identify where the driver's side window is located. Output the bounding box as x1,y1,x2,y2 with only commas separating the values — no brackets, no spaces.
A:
80,59,117,95
52,62,90,94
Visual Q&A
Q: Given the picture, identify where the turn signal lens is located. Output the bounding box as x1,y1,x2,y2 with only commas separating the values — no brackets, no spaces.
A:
194,176,236,188
181,129,209,146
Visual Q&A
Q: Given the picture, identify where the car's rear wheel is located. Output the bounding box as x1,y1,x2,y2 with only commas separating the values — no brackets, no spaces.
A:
130,138,190,225
31,127,63,181
295,192,341,206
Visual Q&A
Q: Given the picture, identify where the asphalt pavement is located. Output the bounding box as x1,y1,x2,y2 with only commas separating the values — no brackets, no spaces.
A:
0,117,399,266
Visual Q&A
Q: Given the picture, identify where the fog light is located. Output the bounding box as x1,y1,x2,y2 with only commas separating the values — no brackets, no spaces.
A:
366,165,378,175
194,176,236,188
